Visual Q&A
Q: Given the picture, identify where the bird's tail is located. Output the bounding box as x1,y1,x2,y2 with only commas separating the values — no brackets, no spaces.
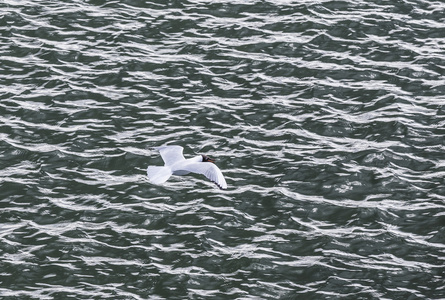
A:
147,166,172,185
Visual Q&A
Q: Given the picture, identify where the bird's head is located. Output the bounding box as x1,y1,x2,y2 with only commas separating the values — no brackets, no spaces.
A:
201,155,215,163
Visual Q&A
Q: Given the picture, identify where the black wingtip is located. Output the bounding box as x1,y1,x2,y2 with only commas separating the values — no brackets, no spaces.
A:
214,182,227,190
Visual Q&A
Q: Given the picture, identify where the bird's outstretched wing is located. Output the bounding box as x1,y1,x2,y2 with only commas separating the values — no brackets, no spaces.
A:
181,162,227,190
152,146,185,166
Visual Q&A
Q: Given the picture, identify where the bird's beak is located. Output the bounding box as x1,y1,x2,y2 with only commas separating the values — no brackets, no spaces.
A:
208,158,215,163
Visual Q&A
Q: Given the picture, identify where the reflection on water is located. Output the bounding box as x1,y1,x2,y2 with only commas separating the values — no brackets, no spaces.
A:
1,0,444,298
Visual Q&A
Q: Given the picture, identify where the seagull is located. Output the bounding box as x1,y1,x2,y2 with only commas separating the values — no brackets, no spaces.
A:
147,145,227,189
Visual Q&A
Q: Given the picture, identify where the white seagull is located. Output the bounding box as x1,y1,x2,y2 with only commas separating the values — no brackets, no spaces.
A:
147,145,227,189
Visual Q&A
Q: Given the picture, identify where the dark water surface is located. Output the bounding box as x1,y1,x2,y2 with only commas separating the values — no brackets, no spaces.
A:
1,0,445,299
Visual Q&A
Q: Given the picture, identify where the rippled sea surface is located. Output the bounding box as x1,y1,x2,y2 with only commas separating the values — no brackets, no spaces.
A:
1,0,445,299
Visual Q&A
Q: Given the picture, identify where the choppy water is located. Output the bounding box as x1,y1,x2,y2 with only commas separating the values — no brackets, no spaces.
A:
1,0,445,299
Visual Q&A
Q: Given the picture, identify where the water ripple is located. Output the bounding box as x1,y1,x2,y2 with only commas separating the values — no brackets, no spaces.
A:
1,0,445,299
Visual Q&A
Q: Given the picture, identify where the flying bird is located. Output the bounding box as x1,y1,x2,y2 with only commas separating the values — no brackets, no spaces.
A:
147,145,227,189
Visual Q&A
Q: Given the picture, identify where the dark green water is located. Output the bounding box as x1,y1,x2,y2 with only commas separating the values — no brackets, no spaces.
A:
1,0,444,299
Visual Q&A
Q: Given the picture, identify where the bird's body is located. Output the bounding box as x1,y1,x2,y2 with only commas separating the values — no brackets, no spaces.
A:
147,146,227,189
